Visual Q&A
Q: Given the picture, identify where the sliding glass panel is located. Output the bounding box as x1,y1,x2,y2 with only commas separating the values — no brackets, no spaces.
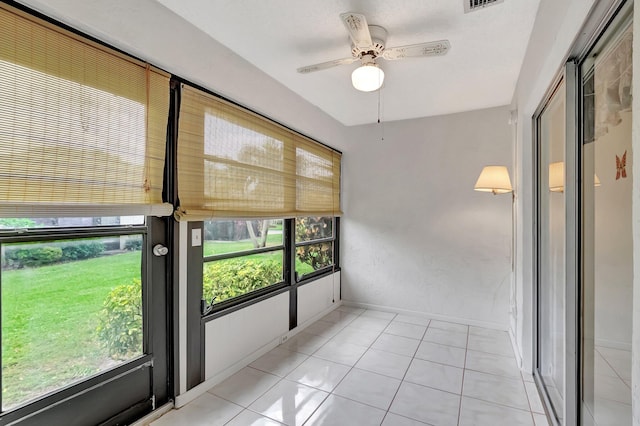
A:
1,235,143,411
537,80,566,423
580,6,633,424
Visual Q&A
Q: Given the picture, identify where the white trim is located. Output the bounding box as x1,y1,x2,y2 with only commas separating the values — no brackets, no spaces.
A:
178,221,188,395
130,402,174,426
174,301,341,408
509,327,523,368
341,300,508,331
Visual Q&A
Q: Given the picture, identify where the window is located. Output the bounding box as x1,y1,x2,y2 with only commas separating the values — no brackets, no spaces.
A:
1,221,144,411
295,216,335,279
202,220,285,308
177,82,342,314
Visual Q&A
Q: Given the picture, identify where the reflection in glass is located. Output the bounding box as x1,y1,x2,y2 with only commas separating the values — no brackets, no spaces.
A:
581,11,633,425
1,235,143,410
537,80,566,422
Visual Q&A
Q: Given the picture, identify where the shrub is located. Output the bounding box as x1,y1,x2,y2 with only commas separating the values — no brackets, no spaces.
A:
96,279,142,360
296,243,332,271
203,259,281,304
8,246,63,268
295,217,333,271
0,218,37,229
59,241,105,261
2,241,105,269
124,238,142,251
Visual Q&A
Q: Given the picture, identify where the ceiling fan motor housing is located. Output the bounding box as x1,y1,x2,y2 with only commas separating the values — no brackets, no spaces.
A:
351,25,387,58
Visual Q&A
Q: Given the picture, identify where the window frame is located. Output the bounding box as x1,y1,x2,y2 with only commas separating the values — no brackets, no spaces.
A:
0,220,153,421
201,220,288,315
200,216,340,318
294,216,338,283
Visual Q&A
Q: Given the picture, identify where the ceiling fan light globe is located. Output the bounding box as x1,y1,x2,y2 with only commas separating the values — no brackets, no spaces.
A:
351,64,384,92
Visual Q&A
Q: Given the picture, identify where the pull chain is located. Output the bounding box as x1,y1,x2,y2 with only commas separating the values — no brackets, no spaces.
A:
377,87,384,141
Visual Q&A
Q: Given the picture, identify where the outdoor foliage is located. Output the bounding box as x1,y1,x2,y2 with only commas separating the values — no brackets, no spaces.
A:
2,241,105,269
4,246,63,268
96,279,142,359
203,259,281,304
0,218,37,229
124,238,142,251
59,241,105,261
295,217,333,272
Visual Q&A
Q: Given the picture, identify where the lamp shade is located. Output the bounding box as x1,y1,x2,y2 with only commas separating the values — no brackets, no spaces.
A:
549,161,564,192
474,166,513,194
549,161,601,192
351,64,384,92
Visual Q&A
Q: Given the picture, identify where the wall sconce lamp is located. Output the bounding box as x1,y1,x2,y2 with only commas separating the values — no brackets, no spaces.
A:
474,166,513,195
474,165,515,272
549,161,600,193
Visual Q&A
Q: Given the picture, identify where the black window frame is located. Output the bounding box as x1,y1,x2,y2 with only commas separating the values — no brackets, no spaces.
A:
294,216,338,283
201,219,288,315
200,216,340,318
0,220,153,422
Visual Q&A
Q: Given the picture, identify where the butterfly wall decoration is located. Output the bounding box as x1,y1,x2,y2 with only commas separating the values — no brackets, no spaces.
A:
616,150,627,180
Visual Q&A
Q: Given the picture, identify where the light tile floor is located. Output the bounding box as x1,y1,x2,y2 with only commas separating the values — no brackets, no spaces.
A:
151,306,550,425
587,346,632,425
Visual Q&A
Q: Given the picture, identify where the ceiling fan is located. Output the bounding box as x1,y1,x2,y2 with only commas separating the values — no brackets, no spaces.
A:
297,12,451,92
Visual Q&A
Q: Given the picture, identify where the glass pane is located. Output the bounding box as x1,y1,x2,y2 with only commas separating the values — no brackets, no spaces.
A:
296,242,333,277
1,235,143,410
0,216,145,230
580,11,633,425
295,217,333,243
537,80,566,422
203,220,283,257
203,251,283,305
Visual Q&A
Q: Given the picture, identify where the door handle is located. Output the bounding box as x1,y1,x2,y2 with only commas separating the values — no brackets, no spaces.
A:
152,244,169,256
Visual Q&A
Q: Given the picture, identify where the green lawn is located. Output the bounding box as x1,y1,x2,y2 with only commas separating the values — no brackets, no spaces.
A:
2,251,141,409
203,233,283,257
2,237,318,409
204,237,315,277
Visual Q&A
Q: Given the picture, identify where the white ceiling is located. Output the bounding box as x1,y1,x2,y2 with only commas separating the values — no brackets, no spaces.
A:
154,0,540,126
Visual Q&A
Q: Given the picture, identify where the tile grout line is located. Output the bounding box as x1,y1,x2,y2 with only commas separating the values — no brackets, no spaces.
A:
301,308,392,425
455,327,470,425
595,346,632,390
227,309,365,425
381,318,432,425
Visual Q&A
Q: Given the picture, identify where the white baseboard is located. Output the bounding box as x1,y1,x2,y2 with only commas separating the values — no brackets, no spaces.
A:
341,300,508,331
174,301,342,408
130,402,173,426
509,327,523,368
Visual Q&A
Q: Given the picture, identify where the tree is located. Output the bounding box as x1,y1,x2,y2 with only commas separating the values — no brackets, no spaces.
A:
246,219,271,248
236,139,283,248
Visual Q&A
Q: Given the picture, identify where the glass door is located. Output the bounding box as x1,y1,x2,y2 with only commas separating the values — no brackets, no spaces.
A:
536,79,567,424
580,4,633,424
0,216,170,425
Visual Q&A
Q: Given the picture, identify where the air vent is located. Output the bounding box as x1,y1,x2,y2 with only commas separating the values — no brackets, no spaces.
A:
464,0,504,13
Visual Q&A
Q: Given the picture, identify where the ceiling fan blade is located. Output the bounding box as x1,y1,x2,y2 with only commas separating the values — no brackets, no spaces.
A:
382,40,451,60
340,12,373,50
297,57,357,74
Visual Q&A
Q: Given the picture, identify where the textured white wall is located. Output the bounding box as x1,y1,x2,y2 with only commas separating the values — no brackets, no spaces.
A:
341,106,513,328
